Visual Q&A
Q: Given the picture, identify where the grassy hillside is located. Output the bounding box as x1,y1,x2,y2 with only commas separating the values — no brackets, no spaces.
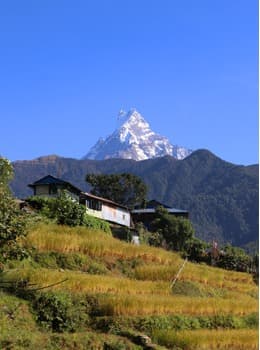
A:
0,223,258,349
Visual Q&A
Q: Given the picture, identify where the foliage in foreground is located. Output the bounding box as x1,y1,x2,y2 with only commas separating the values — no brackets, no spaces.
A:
0,157,27,250
26,195,111,234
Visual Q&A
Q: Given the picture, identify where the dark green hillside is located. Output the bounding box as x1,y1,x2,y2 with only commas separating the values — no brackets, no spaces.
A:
11,150,258,248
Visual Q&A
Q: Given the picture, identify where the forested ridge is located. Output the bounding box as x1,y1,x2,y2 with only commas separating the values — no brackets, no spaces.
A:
11,149,259,249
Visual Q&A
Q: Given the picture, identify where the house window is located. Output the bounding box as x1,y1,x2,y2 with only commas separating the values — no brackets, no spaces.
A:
87,199,102,211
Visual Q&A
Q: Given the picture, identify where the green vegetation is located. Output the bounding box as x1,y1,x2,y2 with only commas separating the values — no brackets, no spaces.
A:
0,222,258,349
86,173,147,208
149,206,194,251
26,195,111,234
11,150,259,249
0,157,26,251
1,156,258,349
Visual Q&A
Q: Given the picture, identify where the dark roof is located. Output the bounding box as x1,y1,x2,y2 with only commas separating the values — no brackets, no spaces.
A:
131,208,188,214
132,199,188,214
81,192,129,210
28,175,82,195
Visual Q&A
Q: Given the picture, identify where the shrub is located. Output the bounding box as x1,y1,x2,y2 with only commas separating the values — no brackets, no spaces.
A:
0,241,30,262
27,195,112,233
0,192,26,248
26,196,51,211
216,245,252,272
183,238,210,263
83,214,111,234
26,193,85,226
32,291,89,332
52,192,86,226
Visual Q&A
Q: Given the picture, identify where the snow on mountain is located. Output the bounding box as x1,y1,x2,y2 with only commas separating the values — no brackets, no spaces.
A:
82,109,193,161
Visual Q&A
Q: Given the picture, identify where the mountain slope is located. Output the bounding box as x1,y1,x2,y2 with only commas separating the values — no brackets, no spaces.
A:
11,150,259,248
1,222,258,349
83,109,192,161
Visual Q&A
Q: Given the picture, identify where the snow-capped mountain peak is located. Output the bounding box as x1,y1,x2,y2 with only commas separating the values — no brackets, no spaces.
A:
117,109,154,143
83,109,192,161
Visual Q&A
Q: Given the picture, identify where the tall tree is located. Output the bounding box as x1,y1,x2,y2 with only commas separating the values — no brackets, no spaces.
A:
0,157,13,190
0,157,26,248
150,206,194,251
85,173,147,209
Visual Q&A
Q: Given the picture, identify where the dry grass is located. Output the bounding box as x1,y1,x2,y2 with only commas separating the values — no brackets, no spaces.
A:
134,261,257,295
24,224,256,292
2,223,258,349
23,223,180,264
152,329,259,350
94,293,257,317
16,223,258,319
3,267,257,317
3,267,170,296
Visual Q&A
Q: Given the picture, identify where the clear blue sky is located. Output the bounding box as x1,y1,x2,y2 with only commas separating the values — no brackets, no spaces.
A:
0,0,258,165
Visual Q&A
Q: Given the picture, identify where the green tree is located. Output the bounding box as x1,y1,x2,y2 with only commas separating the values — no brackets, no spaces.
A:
0,157,13,190
216,244,252,272
85,173,147,209
46,191,86,227
0,157,26,248
183,237,210,263
150,206,194,251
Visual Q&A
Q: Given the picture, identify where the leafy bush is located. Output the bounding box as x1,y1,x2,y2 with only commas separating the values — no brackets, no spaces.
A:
0,241,30,262
216,245,252,272
183,238,210,263
52,192,86,226
32,291,89,332
26,193,85,226
25,196,51,211
26,195,112,233
83,214,111,234
0,193,27,248
0,157,27,251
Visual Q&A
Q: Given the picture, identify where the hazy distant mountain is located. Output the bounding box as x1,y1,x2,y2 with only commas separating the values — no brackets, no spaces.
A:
11,150,258,250
82,109,193,161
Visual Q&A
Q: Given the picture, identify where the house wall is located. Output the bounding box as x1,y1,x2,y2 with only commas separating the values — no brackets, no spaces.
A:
86,207,103,219
85,201,130,227
34,185,79,201
35,185,49,196
102,203,131,227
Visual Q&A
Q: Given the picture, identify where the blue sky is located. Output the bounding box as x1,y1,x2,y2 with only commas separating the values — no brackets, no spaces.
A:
0,0,258,165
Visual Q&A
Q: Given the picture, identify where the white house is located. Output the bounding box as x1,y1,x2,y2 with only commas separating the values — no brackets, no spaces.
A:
28,175,131,228
79,192,131,227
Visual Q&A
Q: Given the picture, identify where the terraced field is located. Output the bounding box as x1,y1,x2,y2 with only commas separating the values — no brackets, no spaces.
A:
0,223,258,349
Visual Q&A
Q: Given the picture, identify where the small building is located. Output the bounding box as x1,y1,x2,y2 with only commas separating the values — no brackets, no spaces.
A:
79,192,131,228
131,199,189,228
28,175,131,227
28,175,82,201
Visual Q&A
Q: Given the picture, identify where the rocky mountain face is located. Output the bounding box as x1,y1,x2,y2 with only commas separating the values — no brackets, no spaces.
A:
82,109,193,161
11,150,259,250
